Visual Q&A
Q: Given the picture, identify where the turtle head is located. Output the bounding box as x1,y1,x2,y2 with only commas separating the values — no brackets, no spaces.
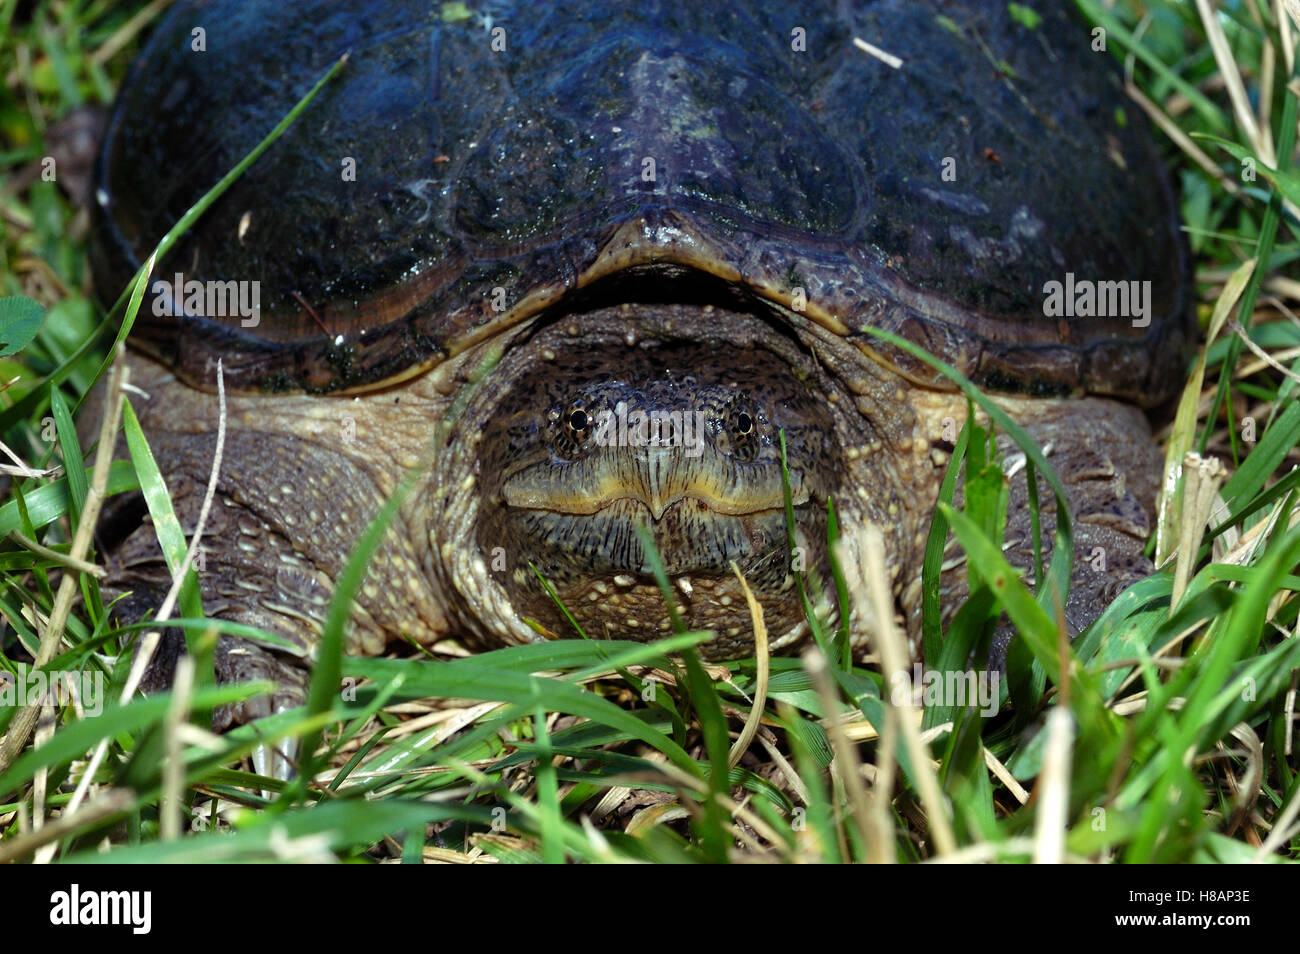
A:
438,300,859,654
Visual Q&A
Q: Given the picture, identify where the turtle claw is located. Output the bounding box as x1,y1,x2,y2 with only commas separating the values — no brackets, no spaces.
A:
251,741,276,792
210,637,308,794
275,732,301,782
251,703,302,797
251,731,298,797
248,691,306,798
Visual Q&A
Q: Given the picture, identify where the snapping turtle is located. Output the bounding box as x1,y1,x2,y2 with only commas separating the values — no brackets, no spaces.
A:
91,0,1190,720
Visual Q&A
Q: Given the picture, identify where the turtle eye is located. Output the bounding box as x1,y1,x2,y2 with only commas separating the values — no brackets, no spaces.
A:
566,406,592,436
725,404,759,438
721,402,762,461
551,400,598,459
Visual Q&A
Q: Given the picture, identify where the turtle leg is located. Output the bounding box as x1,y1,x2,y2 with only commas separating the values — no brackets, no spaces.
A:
999,396,1162,639
104,495,317,786
97,426,368,779
104,574,309,785
83,355,456,784
918,395,1163,667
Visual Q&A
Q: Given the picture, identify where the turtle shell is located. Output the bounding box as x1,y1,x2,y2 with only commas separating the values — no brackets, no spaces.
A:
94,0,1192,403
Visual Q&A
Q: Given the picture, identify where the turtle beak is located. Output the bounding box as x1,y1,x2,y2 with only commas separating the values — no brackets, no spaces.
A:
633,445,805,520
642,446,684,521
503,443,804,519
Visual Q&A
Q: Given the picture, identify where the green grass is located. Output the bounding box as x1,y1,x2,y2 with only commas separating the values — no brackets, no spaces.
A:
0,0,1297,863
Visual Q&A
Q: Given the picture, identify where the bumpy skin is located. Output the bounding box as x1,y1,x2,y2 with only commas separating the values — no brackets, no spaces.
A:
98,321,1162,700
904,391,1164,666
464,305,849,650
90,0,1190,714
95,358,458,723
